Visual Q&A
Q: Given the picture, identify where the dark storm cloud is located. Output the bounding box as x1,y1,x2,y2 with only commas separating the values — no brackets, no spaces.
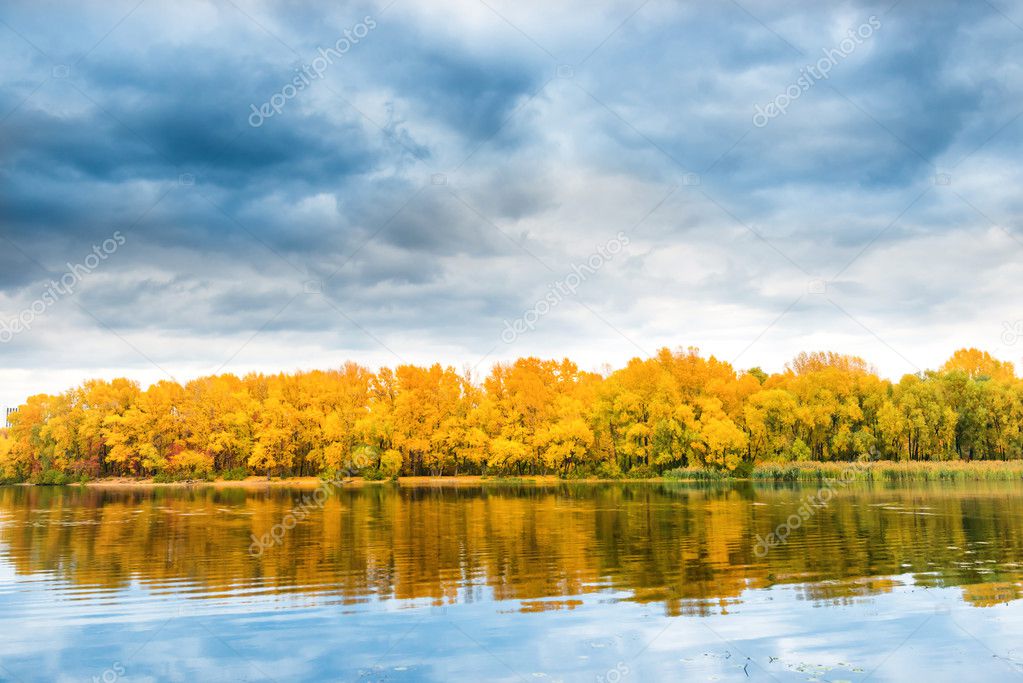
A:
2,0,1023,403
385,47,543,142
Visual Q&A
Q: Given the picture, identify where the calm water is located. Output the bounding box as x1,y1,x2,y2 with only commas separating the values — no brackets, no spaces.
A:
2,482,1023,682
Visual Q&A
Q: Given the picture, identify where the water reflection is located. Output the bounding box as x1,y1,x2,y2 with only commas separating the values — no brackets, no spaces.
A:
2,481,1022,614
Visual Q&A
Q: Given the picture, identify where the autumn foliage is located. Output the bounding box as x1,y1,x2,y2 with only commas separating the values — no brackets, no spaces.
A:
1,347,1021,481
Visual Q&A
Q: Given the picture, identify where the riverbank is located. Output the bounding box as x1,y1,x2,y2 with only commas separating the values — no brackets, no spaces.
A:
10,460,1023,487
74,475,560,489
730,460,1023,482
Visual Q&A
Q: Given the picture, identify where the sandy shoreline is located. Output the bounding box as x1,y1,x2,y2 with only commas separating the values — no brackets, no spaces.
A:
69,475,575,489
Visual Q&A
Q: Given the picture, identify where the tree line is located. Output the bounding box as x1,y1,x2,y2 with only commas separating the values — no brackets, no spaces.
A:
1,347,1020,481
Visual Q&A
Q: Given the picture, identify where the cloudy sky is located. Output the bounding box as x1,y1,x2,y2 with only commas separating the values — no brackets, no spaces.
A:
2,0,1023,408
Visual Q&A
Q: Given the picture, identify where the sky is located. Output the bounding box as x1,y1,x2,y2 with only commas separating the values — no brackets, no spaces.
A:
2,0,1023,409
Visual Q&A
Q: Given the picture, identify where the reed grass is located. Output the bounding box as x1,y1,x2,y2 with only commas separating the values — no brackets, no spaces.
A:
664,460,1023,482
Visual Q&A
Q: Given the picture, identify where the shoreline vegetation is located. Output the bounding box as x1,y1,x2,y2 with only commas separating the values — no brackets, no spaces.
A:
8,460,1023,487
3,347,1023,485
